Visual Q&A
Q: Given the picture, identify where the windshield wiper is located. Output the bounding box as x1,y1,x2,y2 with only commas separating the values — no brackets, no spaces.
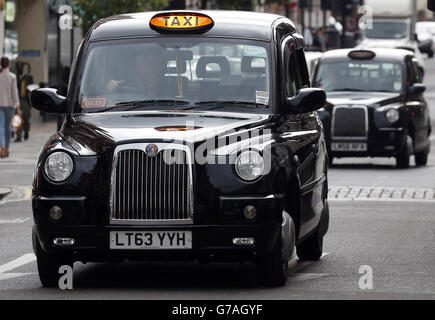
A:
93,99,190,113
192,100,268,109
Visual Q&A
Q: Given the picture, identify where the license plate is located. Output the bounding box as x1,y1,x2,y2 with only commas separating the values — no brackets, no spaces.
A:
110,231,192,250
331,142,367,152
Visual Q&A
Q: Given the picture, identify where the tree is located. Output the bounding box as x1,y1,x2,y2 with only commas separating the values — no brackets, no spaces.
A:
74,0,170,35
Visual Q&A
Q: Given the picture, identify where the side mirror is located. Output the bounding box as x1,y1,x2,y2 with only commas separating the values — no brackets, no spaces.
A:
285,88,326,114
30,88,68,114
408,83,426,96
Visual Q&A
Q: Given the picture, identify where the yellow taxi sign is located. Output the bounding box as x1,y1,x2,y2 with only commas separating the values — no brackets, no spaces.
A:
150,12,214,32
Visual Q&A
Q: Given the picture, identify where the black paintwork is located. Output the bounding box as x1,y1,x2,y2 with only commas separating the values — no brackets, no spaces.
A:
30,11,328,263
315,49,432,160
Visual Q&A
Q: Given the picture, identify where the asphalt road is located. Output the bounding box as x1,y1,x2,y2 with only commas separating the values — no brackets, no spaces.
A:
0,57,434,300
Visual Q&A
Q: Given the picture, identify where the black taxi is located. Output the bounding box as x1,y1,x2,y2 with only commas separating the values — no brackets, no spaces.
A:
313,48,431,168
30,11,329,287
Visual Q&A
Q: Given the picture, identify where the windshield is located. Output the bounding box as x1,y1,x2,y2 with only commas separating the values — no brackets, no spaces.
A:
365,22,408,39
75,38,272,113
313,61,404,93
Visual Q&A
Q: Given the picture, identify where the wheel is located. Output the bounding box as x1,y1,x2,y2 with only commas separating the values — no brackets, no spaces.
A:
296,202,328,261
257,234,289,287
396,135,412,169
33,227,72,288
415,151,428,166
296,228,323,261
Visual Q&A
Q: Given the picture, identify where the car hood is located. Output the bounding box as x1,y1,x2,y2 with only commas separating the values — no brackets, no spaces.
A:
326,91,401,107
61,110,274,155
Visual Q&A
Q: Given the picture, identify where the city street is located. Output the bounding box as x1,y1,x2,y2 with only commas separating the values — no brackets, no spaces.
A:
0,58,434,301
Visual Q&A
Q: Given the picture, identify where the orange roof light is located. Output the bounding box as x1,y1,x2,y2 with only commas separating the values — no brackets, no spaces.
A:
150,12,214,33
348,50,376,59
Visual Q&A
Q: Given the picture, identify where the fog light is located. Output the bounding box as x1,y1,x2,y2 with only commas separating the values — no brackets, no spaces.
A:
53,238,75,246
243,205,257,220
233,238,255,246
49,206,63,221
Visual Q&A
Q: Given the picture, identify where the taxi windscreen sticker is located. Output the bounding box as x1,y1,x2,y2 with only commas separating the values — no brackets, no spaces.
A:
256,91,269,105
81,97,107,109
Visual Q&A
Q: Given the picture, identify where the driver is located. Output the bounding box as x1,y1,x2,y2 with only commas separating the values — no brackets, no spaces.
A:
106,46,167,96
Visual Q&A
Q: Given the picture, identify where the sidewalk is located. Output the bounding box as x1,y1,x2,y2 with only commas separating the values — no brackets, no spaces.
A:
0,113,57,189
2,113,57,164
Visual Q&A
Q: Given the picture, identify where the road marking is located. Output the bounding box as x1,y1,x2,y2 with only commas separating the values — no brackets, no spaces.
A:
289,273,329,282
0,253,36,274
329,186,435,202
0,218,31,224
430,135,435,141
287,253,330,282
0,253,37,282
0,273,35,281
0,186,32,205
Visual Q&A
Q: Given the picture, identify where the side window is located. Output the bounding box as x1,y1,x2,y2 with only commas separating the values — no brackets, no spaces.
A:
406,59,416,85
295,49,310,88
283,38,309,97
283,40,297,97
411,60,422,83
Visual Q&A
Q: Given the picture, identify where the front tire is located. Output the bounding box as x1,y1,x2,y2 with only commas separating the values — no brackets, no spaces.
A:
257,235,288,287
33,227,72,288
296,202,328,261
396,135,413,169
415,151,428,166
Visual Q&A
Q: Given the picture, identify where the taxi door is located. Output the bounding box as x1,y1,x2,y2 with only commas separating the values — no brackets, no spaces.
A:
406,57,430,152
279,34,326,239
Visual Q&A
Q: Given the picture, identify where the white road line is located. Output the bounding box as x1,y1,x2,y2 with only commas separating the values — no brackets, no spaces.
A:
0,253,36,274
289,273,329,282
288,252,330,273
0,273,35,281
0,218,31,224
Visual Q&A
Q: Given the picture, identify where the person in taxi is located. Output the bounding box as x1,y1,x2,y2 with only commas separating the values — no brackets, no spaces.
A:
106,47,168,96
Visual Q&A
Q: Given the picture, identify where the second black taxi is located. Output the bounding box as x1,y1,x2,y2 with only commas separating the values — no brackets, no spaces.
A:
314,48,431,168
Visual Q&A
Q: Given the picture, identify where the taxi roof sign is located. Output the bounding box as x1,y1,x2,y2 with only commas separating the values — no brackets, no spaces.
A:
150,12,214,33
348,50,376,59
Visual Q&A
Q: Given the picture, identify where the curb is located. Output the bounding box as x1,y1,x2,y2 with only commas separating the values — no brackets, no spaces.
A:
0,187,12,201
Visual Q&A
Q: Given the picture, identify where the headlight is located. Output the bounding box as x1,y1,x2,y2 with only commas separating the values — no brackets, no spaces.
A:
235,151,265,181
44,152,74,182
386,109,400,123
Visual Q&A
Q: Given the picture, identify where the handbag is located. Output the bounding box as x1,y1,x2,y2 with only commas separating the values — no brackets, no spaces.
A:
11,114,22,133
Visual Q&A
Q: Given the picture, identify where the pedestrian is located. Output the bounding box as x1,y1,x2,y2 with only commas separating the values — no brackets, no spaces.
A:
313,27,328,52
303,27,313,49
15,61,34,142
0,57,20,158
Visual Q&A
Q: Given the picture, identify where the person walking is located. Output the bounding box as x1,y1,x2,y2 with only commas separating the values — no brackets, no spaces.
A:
15,61,33,142
0,57,20,158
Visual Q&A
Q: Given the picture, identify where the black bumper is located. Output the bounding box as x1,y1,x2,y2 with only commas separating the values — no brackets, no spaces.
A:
34,223,281,263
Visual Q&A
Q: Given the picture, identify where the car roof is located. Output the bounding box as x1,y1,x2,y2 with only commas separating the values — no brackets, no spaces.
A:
319,48,414,62
88,10,293,42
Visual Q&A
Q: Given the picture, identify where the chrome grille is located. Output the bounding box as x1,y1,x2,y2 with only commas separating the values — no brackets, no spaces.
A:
110,143,193,225
332,105,368,138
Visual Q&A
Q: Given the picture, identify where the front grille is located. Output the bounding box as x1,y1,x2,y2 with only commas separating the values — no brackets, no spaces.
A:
332,105,368,138
110,144,193,225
